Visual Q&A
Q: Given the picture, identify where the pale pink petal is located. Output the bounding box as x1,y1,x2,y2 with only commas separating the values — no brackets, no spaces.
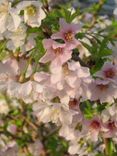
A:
34,72,50,82
43,39,53,49
52,42,65,49
65,39,81,50
51,32,63,40
59,51,72,64
71,23,81,33
59,18,72,32
39,51,55,63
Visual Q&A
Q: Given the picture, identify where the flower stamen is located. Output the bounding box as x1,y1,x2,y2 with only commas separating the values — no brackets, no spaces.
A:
64,31,73,42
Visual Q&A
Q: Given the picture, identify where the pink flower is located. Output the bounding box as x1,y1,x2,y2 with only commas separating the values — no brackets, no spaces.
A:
0,58,19,91
18,58,33,78
33,71,58,100
40,39,72,67
102,120,117,138
34,61,91,106
95,62,117,84
59,125,76,141
51,18,81,50
90,79,117,103
33,100,77,125
0,58,19,79
49,61,92,101
83,116,102,142
67,61,92,101
34,71,50,85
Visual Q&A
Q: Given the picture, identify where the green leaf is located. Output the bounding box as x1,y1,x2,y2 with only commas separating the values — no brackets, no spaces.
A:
17,133,32,147
15,119,23,127
107,139,115,156
45,134,68,156
0,41,10,61
32,39,45,63
81,101,95,119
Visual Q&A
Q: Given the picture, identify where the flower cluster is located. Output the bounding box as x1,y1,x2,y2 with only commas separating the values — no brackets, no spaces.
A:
0,0,45,52
0,0,117,155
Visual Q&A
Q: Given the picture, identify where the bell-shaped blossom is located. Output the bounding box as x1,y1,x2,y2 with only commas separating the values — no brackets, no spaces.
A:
59,125,76,141
0,58,19,91
7,81,33,103
34,69,71,104
101,104,117,138
34,61,92,104
90,79,117,103
95,62,117,85
33,72,59,101
16,1,45,27
82,116,102,142
59,98,83,139
68,134,91,156
0,0,21,33
21,33,37,53
101,104,117,123
40,39,72,67
102,120,117,138
4,23,27,52
33,99,77,126
51,18,81,50
50,61,92,100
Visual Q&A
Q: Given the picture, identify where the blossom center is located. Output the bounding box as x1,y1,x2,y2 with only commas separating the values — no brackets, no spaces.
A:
54,47,63,55
90,120,100,130
104,68,115,78
62,64,69,75
14,28,24,36
97,84,108,91
64,31,73,42
26,5,37,16
107,121,116,131
69,99,78,110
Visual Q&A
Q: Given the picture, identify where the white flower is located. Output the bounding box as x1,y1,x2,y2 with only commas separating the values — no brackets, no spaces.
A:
0,0,21,33
59,125,76,141
90,79,117,103
0,99,9,115
50,61,92,100
21,33,37,53
7,81,32,103
101,104,117,123
33,100,77,125
0,58,19,92
5,23,27,52
68,137,88,156
16,1,46,27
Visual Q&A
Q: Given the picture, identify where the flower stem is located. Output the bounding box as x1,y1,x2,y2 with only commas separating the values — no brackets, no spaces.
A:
104,138,109,156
